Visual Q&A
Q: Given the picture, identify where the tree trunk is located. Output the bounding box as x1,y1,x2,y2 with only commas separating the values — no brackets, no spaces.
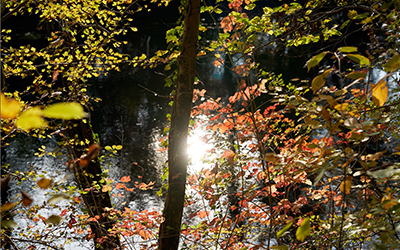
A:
158,0,200,249
67,120,121,250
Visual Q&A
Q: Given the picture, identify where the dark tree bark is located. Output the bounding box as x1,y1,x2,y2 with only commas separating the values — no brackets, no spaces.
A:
158,0,200,249
67,120,121,250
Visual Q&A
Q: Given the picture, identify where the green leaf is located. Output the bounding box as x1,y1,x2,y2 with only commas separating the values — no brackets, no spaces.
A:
43,102,86,120
338,46,357,53
1,219,18,228
16,107,47,131
311,69,331,93
306,52,327,72
345,54,370,67
214,8,223,14
347,71,367,80
247,34,258,43
384,53,400,72
296,218,311,242
245,3,256,10
277,221,293,239
313,163,329,186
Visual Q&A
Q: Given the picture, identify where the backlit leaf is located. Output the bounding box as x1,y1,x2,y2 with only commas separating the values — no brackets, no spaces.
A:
311,69,331,93
296,218,311,242
21,190,33,207
306,52,327,72
1,92,22,119
340,176,353,194
277,220,293,239
37,177,53,189
271,246,289,250
345,54,370,67
45,215,63,225
43,102,86,120
48,194,70,204
338,46,357,53
16,107,47,131
371,80,388,106
1,202,16,212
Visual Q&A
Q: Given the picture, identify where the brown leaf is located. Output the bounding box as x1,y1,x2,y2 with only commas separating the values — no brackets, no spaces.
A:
80,144,101,167
1,175,11,191
37,177,53,189
21,190,33,207
340,176,353,194
1,202,16,212
45,215,63,225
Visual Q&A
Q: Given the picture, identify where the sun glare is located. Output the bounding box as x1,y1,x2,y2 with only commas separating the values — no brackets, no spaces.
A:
187,129,212,172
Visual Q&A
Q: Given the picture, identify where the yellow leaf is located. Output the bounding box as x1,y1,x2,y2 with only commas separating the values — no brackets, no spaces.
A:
16,107,47,131
1,202,16,212
340,176,353,194
334,103,349,114
37,177,53,189
371,80,388,106
43,102,86,120
1,92,22,119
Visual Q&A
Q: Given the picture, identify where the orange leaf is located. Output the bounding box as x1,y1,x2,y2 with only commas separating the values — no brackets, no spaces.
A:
80,144,101,167
116,183,126,189
197,210,209,219
120,176,131,182
102,184,112,192
139,230,151,240
37,177,53,189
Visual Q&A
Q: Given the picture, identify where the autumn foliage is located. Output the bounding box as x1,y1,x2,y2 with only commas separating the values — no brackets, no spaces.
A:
2,0,400,249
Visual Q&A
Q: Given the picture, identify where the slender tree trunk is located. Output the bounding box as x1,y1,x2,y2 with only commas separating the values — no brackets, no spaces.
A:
158,0,200,249
67,120,121,250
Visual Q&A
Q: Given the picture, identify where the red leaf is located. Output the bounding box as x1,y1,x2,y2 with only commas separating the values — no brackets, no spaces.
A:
60,209,68,217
